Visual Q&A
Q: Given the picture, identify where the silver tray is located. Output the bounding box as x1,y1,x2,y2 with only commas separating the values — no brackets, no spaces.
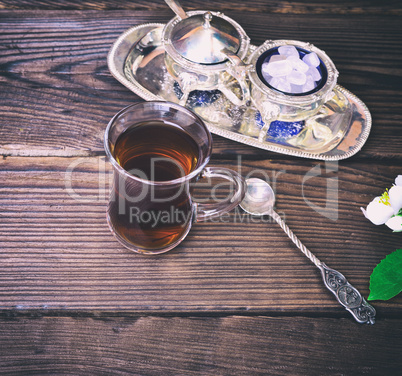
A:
108,23,372,160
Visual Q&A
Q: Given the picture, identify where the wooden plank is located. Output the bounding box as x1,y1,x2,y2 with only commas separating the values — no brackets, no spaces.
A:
1,156,401,314
0,0,401,15
1,11,402,158
0,316,401,375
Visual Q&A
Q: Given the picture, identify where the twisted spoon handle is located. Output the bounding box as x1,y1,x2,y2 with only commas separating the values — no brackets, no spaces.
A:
270,210,376,324
270,210,322,267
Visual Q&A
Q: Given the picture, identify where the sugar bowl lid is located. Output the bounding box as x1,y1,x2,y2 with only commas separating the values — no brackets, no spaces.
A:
169,11,241,64
163,9,250,69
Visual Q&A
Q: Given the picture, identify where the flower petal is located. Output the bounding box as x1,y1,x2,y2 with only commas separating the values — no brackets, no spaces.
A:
385,215,402,232
364,197,394,225
389,185,402,214
395,175,402,187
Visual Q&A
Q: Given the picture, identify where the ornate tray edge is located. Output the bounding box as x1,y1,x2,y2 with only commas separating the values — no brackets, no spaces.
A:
107,23,165,102
107,23,372,161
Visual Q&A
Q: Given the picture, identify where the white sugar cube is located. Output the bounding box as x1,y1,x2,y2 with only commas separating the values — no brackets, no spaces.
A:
291,84,304,94
307,66,321,81
303,52,320,67
261,63,273,82
262,73,272,84
287,70,307,86
267,76,283,88
263,59,293,77
278,45,299,58
303,78,316,92
287,55,309,73
276,79,292,93
269,76,282,87
261,62,270,74
268,54,287,63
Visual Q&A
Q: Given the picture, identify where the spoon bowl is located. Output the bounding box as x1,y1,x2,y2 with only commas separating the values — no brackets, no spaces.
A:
240,177,275,216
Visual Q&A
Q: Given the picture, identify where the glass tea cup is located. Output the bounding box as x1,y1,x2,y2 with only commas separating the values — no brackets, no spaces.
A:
104,101,246,254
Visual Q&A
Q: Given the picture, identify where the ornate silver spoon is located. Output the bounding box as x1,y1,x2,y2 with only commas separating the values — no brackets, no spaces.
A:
240,177,376,324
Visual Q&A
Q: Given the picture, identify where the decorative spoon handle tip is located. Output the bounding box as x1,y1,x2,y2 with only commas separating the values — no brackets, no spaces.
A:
273,211,375,324
319,263,376,324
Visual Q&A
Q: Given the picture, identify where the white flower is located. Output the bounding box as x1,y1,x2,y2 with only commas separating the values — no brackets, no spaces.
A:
385,215,402,232
361,197,394,225
389,185,402,215
361,174,402,230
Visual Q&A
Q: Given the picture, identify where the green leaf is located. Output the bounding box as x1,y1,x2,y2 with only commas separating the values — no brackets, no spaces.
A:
368,249,402,301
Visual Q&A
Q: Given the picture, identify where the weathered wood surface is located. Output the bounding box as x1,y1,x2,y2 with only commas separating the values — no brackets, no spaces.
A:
1,156,401,315
1,1,402,374
1,316,401,375
1,10,402,158
1,0,402,15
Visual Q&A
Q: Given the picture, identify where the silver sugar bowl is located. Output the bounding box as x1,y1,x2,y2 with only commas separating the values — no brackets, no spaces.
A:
162,9,250,106
247,40,339,139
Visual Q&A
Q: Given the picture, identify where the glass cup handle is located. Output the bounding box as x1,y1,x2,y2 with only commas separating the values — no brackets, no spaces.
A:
194,166,246,222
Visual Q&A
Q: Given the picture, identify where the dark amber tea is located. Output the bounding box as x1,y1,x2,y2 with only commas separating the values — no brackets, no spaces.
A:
108,121,201,252
114,121,200,181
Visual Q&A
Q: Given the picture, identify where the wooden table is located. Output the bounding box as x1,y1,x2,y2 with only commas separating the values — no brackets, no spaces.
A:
1,1,402,374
